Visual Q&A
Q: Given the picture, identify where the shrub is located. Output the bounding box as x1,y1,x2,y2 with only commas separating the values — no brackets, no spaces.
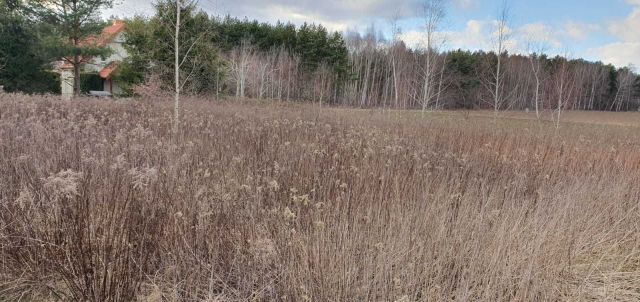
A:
1,95,639,301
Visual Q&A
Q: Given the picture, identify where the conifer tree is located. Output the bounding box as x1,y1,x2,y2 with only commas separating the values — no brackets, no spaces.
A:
27,0,114,97
0,1,59,93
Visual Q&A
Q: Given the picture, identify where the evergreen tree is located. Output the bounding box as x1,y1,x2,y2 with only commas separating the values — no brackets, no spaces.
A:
0,1,59,93
120,1,223,96
447,50,480,108
327,32,349,93
27,0,114,97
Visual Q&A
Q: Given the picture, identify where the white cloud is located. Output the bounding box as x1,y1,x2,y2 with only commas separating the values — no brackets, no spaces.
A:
591,0,640,67
105,0,423,27
593,42,640,67
103,1,153,17
261,5,350,31
448,20,494,50
399,30,425,49
104,0,639,68
400,20,491,50
563,21,600,41
627,0,640,6
608,7,640,42
519,22,562,48
104,0,429,35
402,20,559,55
452,0,478,10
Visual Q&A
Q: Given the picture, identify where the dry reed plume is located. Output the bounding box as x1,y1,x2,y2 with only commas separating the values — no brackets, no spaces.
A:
1,94,640,301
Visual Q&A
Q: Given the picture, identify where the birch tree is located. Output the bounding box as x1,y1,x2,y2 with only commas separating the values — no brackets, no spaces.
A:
611,66,636,111
150,0,213,133
388,13,402,110
527,43,547,119
229,40,254,99
174,0,181,134
552,54,575,129
420,0,446,111
170,0,213,132
491,0,511,112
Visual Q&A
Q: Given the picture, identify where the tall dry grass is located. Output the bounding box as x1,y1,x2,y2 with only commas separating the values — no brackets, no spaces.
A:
1,94,640,301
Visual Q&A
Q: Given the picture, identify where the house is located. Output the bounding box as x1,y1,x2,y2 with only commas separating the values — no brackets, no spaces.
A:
58,20,128,98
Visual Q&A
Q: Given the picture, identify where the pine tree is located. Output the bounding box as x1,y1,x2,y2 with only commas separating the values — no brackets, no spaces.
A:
120,1,221,96
0,1,59,93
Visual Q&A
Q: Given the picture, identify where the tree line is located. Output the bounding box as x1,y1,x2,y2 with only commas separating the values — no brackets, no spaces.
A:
342,29,640,112
117,3,350,104
1,0,639,112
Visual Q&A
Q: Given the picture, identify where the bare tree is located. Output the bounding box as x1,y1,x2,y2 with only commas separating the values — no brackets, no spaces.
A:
314,63,332,106
434,52,449,110
163,0,212,133
359,25,378,107
388,12,402,110
0,51,4,93
0,50,6,72
526,42,547,120
491,0,511,113
553,53,575,129
420,0,447,112
174,0,181,134
611,66,636,112
588,66,606,110
229,40,254,99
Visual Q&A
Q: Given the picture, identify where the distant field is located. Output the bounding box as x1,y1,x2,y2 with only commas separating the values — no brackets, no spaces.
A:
1,95,640,301
326,106,640,129
468,110,640,127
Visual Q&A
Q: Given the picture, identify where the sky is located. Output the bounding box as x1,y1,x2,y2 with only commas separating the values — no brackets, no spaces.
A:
104,0,640,68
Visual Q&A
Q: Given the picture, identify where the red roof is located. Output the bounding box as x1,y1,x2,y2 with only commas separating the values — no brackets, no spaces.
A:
60,20,126,70
99,61,120,79
96,20,126,47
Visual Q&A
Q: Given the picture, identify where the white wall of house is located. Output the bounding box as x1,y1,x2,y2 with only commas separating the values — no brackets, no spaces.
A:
60,31,129,97
107,32,129,62
86,32,128,73
61,70,74,99
103,79,123,95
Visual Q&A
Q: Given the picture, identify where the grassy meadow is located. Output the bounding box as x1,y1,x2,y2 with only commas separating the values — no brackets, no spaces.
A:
1,95,640,301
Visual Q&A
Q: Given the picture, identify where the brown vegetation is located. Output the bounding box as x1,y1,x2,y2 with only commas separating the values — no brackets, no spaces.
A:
1,95,640,301
466,110,640,128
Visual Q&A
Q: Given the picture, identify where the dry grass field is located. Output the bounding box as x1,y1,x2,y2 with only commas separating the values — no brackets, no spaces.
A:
1,94,640,301
467,110,640,128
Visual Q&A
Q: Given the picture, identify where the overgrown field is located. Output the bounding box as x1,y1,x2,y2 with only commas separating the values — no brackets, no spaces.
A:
1,95,640,301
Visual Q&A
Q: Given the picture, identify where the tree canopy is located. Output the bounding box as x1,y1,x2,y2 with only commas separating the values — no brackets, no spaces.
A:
26,0,113,95
0,1,59,93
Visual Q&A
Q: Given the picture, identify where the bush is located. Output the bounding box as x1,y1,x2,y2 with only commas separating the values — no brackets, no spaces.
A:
1,96,639,301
